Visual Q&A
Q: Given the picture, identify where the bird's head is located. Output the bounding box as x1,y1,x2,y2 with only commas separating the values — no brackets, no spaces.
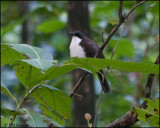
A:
69,31,84,39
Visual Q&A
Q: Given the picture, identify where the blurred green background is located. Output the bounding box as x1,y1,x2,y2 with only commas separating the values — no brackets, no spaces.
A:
1,1,159,127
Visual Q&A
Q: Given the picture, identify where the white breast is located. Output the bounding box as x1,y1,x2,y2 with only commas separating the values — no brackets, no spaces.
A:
69,36,86,58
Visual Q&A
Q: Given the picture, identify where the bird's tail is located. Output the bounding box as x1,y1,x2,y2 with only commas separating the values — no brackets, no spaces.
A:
97,70,110,93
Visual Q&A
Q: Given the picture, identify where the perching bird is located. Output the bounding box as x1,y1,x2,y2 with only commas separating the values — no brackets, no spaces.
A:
69,31,110,93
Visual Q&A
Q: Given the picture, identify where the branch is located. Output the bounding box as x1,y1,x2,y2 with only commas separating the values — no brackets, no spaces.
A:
69,71,88,97
106,112,137,127
93,90,103,127
7,82,43,127
70,0,147,97
145,54,159,98
125,1,147,19
106,54,159,127
119,1,124,21
101,31,105,43
111,25,126,59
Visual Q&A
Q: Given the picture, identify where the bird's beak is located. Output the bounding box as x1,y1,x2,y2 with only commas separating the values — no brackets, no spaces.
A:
69,32,75,35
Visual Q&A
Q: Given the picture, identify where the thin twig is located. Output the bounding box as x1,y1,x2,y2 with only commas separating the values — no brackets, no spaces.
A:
119,1,124,21
93,90,103,127
102,31,105,43
69,71,88,97
111,25,126,59
125,1,147,19
145,54,159,98
72,92,83,99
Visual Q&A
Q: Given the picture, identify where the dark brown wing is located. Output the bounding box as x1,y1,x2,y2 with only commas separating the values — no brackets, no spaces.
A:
80,37,104,58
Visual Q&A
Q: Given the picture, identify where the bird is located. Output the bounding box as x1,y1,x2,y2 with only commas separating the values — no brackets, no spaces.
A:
69,31,110,93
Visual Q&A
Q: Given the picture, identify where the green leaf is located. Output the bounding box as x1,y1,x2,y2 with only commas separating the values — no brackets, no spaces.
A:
149,2,159,15
1,44,25,66
31,84,71,125
47,64,77,80
36,19,66,34
1,82,18,106
109,38,135,57
18,59,57,71
3,108,25,117
13,59,57,90
65,57,159,74
133,99,160,127
23,109,62,127
1,43,53,66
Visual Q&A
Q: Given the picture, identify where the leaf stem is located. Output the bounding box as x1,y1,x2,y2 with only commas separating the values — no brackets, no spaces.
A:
6,82,44,127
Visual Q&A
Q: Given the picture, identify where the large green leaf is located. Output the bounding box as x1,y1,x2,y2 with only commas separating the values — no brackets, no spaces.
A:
65,57,159,74
1,44,25,66
47,64,77,80
109,38,135,57
23,109,62,127
36,19,66,34
31,84,71,125
133,99,159,127
13,59,57,90
1,82,18,106
1,44,53,66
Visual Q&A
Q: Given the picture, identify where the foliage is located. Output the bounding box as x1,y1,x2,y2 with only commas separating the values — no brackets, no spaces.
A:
31,84,71,125
1,43,71,127
109,38,135,57
24,109,63,127
36,18,66,34
1,42,159,127
65,57,159,74
1,82,18,106
133,99,159,127
1,43,53,66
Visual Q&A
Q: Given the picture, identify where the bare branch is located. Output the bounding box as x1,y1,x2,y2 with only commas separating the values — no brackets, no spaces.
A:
106,97,151,127
72,92,83,99
119,1,124,21
111,25,126,59
145,54,159,98
69,71,88,97
93,90,103,127
125,1,147,19
106,112,137,127
102,31,105,43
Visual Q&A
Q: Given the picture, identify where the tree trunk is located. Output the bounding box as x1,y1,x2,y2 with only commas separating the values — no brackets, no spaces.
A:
67,1,95,127
17,1,29,44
